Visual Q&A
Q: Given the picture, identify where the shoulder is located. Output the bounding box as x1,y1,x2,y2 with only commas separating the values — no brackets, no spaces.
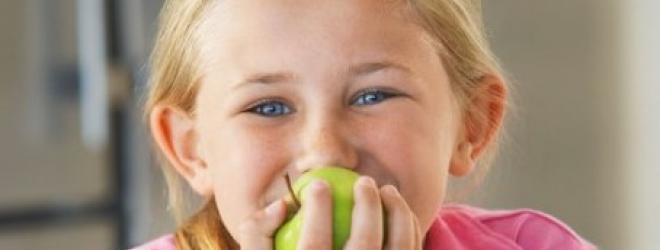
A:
424,203,597,250
128,234,177,250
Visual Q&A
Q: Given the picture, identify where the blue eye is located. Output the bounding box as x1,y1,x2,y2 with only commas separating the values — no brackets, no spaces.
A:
248,100,292,117
352,89,396,106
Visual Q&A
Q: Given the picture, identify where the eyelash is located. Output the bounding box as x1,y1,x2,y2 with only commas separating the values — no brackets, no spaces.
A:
246,98,293,117
352,88,399,106
245,88,401,117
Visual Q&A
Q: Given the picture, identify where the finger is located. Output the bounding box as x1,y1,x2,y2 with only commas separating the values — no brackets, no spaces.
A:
381,185,415,250
298,180,333,250
238,199,287,250
412,213,423,250
344,176,383,250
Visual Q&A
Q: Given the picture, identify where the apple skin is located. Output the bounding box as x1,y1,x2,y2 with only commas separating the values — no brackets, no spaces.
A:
274,167,360,250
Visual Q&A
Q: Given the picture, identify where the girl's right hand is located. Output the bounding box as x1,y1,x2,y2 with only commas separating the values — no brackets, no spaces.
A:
236,181,336,250
237,198,288,250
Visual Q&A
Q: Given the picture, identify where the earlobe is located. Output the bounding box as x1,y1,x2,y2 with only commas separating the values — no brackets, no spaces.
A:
449,143,474,176
149,105,213,196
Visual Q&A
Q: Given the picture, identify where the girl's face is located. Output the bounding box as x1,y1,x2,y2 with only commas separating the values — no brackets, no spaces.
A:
193,0,465,237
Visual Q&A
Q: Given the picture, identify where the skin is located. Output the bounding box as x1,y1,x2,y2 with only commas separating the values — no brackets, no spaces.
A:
150,0,505,249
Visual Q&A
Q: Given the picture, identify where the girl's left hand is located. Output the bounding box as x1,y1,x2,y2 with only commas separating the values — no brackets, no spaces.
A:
342,176,424,250
237,176,424,250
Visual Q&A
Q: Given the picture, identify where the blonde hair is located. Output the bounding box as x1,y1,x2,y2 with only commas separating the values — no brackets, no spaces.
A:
144,0,506,249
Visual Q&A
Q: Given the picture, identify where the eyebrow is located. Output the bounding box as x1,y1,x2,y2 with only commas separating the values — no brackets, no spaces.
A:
349,61,411,76
232,60,410,90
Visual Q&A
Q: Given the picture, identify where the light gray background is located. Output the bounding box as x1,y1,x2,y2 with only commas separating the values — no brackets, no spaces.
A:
1,0,658,249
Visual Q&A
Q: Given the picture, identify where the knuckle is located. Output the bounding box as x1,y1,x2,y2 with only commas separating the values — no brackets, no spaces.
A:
386,234,415,250
237,214,262,236
393,195,411,213
348,237,380,250
298,239,332,250
361,227,382,241
387,200,406,216
309,193,328,206
389,241,415,250
238,219,256,236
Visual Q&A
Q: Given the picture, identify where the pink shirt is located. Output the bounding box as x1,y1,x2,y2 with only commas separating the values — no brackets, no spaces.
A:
131,204,596,250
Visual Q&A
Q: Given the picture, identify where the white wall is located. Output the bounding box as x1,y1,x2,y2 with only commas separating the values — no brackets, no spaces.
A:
471,0,618,248
468,1,659,249
622,0,660,249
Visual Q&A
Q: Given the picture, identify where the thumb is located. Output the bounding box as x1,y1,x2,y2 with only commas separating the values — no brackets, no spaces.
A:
238,199,287,250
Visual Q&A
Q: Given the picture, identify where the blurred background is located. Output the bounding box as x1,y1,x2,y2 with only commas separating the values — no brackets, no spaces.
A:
0,0,657,249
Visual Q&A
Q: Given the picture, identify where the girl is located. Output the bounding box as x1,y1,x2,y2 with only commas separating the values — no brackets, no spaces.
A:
135,0,596,249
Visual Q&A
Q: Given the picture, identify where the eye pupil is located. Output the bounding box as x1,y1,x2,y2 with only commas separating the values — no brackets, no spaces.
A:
366,93,380,102
354,90,390,106
253,101,291,117
263,105,277,113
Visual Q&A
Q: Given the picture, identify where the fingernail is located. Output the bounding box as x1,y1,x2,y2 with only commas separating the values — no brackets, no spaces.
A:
265,200,282,216
310,180,327,191
357,176,376,188
382,185,398,196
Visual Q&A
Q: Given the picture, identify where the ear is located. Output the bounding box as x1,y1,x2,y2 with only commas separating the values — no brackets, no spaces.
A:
150,105,213,196
449,74,507,176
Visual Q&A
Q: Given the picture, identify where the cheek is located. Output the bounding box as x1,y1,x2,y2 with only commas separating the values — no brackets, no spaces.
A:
200,120,291,232
361,103,455,182
358,102,456,230
207,123,288,202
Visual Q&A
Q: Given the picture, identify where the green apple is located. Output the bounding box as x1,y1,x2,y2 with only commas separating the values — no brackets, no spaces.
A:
274,166,359,250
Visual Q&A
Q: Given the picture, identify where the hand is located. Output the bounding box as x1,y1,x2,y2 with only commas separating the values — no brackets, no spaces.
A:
295,177,423,250
236,176,424,250
343,177,423,250
237,198,288,250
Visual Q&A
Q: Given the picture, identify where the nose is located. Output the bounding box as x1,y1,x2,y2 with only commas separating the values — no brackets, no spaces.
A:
294,113,359,173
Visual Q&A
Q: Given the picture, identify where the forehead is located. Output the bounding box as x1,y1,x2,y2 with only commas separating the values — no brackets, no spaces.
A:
210,0,414,32
198,0,428,62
